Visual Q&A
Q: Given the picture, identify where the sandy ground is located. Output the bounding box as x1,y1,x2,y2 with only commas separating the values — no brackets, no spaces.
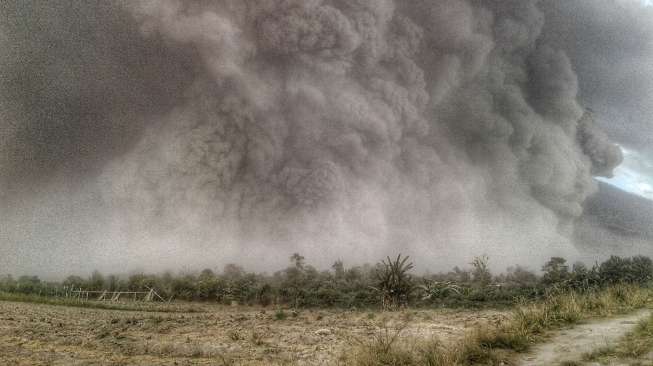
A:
517,309,653,366
0,300,508,366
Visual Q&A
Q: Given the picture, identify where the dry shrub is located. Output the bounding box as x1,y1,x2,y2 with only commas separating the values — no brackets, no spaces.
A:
345,284,652,366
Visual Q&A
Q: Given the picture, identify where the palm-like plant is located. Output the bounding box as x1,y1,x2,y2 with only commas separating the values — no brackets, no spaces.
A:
417,280,463,301
374,254,414,310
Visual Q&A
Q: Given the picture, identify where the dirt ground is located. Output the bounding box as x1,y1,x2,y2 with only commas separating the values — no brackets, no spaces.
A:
517,309,653,366
0,300,508,366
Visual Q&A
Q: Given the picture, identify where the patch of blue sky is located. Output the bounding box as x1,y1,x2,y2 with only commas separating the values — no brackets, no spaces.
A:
597,147,653,200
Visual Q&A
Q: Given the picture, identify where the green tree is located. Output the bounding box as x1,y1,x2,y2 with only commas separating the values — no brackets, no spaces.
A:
631,256,653,284
332,260,345,280
598,256,653,285
88,270,105,290
105,275,119,292
542,257,570,285
283,254,307,308
17,275,41,294
63,275,85,290
290,253,305,270
171,274,197,300
223,264,245,279
197,269,220,300
0,275,16,292
504,265,538,287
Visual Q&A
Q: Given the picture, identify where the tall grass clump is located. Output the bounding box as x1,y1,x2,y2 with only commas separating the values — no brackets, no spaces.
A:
346,283,652,365
345,333,456,366
373,254,415,310
344,320,416,366
461,284,651,364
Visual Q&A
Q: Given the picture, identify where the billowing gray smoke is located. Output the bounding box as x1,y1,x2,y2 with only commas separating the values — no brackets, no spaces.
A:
97,0,622,269
1,0,631,274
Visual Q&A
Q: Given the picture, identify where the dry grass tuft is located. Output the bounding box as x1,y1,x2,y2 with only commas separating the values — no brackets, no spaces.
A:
345,284,653,366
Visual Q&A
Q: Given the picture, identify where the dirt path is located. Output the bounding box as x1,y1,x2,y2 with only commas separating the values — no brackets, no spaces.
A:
516,309,652,366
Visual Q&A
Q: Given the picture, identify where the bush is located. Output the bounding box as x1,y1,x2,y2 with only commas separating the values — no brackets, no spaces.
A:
274,309,287,321
374,255,415,310
470,255,492,287
599,256,653,285
631,256,653,284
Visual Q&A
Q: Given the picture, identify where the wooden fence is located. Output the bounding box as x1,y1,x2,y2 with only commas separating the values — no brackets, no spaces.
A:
67,286,165,302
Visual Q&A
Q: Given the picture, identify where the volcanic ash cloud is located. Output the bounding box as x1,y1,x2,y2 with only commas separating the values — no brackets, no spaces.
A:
99,0,622,269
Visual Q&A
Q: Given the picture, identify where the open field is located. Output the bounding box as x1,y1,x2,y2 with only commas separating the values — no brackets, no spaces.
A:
3,288,652,366
0,300,507,366
2,283,653,365
2,254,653,365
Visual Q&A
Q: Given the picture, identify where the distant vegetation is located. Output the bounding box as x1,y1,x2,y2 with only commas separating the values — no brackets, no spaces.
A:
0,254,651,310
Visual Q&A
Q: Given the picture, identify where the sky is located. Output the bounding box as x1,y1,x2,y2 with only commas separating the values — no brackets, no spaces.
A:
1,0,653,278
542,0,653,200
599,147,653,200
599,0,653,199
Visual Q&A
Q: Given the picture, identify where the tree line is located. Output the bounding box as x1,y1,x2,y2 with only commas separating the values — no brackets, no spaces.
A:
1,254,651,308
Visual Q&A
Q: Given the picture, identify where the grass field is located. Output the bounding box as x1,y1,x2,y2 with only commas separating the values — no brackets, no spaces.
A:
1,285,651,366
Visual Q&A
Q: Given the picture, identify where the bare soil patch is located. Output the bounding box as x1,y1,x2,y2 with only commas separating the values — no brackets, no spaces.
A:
0,300,507,365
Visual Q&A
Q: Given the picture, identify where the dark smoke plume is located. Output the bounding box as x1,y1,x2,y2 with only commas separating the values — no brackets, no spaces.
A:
1,0,632,275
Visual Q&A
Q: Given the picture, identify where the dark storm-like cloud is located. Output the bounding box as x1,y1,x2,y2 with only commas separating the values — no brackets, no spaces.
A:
0,1,199,199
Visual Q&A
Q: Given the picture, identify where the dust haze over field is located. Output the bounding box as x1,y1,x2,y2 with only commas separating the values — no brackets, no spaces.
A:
1,0,651,277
